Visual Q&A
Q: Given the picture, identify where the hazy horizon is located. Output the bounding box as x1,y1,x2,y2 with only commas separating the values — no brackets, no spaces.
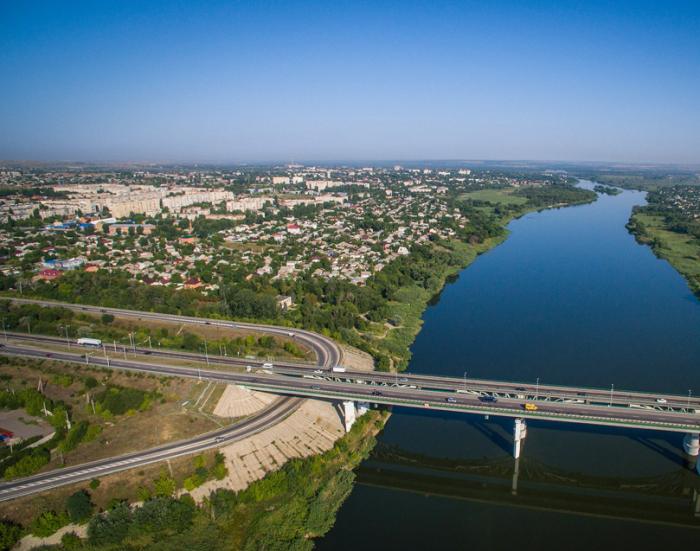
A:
2,0,699,164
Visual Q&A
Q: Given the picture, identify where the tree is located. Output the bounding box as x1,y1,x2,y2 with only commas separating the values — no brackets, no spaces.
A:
0,520,21,551
66,490,94,523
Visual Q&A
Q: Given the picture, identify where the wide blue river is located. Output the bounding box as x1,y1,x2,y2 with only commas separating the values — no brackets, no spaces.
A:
318,182,700,550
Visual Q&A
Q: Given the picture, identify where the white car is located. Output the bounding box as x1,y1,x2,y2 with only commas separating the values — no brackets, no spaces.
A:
656,398,667,404
313,370,323,374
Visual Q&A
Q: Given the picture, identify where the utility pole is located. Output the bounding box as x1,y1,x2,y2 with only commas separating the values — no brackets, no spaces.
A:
464,371,467,391
536,377,540,400
64,324,71,348
204,340,209,367
609,384,614,406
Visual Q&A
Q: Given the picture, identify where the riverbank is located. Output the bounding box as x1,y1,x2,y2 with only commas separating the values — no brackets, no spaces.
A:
627,210,700,298
9,409,388,551
367,185,597,372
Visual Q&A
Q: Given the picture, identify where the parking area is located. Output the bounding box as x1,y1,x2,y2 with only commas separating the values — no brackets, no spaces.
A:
0,410,53,443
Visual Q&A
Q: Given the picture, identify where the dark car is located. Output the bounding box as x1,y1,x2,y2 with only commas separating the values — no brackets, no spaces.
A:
479,396,498,403
371,390,383,396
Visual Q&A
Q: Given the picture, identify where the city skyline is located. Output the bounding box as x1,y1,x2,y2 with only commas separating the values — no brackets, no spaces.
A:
2,0,699,164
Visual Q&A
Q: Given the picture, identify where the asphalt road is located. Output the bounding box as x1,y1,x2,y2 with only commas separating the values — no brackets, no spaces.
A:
3,296,342,368
0,396,302,502
3,342,700,434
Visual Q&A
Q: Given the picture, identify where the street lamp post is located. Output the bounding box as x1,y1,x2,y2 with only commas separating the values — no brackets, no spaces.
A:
609,384,614,406
1,318,7,343
688,389,692,410
536,377,540,400
464,371,467,391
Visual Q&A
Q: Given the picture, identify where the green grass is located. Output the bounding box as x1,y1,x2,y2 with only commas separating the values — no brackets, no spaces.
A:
458,188,528,205
629,212,700,295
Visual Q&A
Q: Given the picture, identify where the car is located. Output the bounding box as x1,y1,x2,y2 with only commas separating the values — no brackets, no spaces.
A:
478,396,497,403
398,378,408,383
313,370,323,374
245,365,253,372
446,397,457,403
656,398,668,404
144,350,152,355
515,387,526,391
311,385,321,390
371,390,383,396
523,403,538,411
45,353,53,358
205,321,211,325
214,436,226,443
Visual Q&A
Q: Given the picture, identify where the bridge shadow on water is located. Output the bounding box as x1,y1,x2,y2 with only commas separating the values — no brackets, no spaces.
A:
387,405,692,468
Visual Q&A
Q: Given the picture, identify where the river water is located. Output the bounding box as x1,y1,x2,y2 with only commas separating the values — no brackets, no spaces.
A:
318,182,700,550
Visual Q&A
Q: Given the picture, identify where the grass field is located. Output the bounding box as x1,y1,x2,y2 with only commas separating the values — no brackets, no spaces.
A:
458,188,528,205
630,212,700,295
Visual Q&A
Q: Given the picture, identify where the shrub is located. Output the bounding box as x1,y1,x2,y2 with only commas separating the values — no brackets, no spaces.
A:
0,520,22,551
29,510,70,537
66,490,94,524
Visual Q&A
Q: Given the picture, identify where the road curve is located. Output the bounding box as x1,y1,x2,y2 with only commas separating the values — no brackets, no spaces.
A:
0,396,303,502
3,297,343,369
0,296,342,502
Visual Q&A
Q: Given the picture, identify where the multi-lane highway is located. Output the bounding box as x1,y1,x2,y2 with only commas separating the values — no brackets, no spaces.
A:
0,396,302,502
0,297,342,501
2,298,700,502
2,338,700,434
3,297,343,369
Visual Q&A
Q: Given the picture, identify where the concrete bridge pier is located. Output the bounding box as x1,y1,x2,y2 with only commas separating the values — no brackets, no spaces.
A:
683,433,700,457
511,457,520,495
342,400,370,433
513,418,527,459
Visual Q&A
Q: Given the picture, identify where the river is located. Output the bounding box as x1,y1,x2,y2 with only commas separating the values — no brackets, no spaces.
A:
318,181,700,550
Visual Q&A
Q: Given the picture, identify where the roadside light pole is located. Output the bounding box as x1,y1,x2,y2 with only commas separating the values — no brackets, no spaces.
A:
464,371,467,391
1,318,7,343
536,377,540,400
689,389,693,410
204,340,209,367
609,384,614,406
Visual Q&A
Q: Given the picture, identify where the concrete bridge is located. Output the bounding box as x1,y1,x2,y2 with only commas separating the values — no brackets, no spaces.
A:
3,333,700,472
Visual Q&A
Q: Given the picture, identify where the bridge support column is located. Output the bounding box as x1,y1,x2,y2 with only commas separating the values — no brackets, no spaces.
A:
683,433,700,457
342,401,357,433
342,401,370,433
513,418,527,459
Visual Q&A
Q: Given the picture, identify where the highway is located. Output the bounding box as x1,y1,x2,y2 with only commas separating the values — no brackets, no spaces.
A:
6,331,700,414
3,297,343,369
0,297,342,502
0,396,302,502
2,340,700,434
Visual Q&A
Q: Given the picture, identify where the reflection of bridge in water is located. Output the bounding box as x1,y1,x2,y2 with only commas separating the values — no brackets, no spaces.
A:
357,443,700,527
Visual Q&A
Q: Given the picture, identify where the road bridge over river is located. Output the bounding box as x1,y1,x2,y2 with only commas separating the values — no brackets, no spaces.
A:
1,298,700,501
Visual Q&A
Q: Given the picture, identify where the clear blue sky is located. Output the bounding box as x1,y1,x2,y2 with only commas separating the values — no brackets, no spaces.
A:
1,0,699,163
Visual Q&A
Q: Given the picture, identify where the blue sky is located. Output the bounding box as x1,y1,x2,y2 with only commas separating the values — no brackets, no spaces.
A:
1,0,699,163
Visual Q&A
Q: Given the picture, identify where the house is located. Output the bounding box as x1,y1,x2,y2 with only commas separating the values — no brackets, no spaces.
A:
34,269,63,281
276,295,294,310
184,277,203,289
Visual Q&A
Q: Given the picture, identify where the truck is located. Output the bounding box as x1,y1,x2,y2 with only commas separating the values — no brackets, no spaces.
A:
331,366,346,373
77,338,102,348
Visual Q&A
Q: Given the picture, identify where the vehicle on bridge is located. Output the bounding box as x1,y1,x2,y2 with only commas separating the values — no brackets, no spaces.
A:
524,403,538,411
332,366,346,373
262,362,274,369
479,396,498,403
77,338,102,348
